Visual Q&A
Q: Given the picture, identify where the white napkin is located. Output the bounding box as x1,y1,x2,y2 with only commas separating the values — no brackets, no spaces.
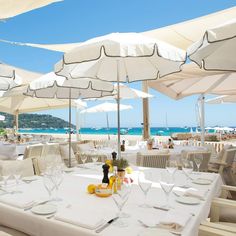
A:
174,187,207,200
184,188,207,200
55,206,106,230
159,210,191,231
0,193,34,209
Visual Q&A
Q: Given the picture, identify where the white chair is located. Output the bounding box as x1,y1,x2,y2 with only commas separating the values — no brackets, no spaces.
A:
186,151,211,172
136,151,170,168
59,144,77,167
208,149,236,185
23,144,43,160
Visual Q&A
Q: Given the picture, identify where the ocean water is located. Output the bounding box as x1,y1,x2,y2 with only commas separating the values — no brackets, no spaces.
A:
19,127,214,136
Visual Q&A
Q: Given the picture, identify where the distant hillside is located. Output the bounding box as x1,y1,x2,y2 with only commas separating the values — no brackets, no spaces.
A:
0,112,75,129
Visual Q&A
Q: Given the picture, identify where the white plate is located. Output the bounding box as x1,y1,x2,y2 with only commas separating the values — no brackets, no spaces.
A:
176,196,200,205
192,178,212,185
138,228,172,236
22,176,39,182
31,204,57,215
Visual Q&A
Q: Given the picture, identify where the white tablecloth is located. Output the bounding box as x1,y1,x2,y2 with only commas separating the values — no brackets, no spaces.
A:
0,166,222,236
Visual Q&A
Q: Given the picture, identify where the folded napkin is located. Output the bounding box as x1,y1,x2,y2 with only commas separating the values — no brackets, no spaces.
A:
159,210,191,231
174,187,207,200
55,206,106,230
0,193,34,209
184,188,207,200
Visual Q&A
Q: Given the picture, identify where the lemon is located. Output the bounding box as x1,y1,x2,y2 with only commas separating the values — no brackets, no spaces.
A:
125,166,133,174
87,184,96,194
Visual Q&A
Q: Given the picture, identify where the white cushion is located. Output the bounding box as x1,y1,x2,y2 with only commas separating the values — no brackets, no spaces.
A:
0,159,34,177
77,143,94,152
0,144,18,160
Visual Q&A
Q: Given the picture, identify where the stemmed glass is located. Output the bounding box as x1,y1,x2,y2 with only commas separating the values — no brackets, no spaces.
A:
159,170,175,209
181,159,193,187
112,178,131,227
194,153,203,172
80,152,87,168
51,166,64,201
43,172,55,200
166,159,178,177
138,171,152,208
14,169,22,193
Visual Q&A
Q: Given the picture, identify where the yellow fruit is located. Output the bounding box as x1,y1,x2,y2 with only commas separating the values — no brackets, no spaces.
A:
87,184,96,194
105,160,112,165
125,166,133,174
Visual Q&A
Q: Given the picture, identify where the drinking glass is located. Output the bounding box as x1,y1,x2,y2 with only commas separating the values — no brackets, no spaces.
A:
166,159,178,177
194,153,203,172
112,178,131,227
2,175,10,191
51,167,64,201
43,173,55,199
181,159,193,187
14,169,22,193
138,171,152,208
80,152,87,167
159,170,175,209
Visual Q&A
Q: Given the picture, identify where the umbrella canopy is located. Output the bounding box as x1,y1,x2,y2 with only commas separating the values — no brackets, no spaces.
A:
206,95,236,104
0,86,79,114
147,63,236,100
81,102,132,114
188,19,236,72
55,32,186,81
0,63,22,91
0,0,62,20
85,83,153,101
26,72,114,99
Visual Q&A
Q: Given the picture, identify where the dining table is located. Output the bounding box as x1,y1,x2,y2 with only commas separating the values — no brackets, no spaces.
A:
0,163,223,236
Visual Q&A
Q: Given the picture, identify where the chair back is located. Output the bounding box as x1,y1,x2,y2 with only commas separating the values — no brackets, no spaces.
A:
137,151,170,168
222,148,236,166
24,144,43,160
187,151,211,172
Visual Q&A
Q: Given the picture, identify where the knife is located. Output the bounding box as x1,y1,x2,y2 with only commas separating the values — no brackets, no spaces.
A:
153,206,169,211
95,217,119,233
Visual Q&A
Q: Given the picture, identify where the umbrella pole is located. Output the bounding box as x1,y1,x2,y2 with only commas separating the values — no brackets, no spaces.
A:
117,61,121,159
199,94,205,146
69,88,72,168
76,105,80,141
106,113,110,140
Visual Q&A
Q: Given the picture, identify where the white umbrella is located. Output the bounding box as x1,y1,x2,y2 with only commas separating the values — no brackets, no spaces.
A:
55,32,186,158
148,63,236,145
25,72,114,167
0,63,22,91
0,114,5,121
188,19,236,72
81,102,132,140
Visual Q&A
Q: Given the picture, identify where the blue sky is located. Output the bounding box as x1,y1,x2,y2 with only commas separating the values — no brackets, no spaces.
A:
0,0,236,128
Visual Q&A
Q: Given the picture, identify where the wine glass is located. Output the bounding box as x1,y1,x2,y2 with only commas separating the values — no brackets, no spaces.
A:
159,170,175,209
14,169,22,193
2,174,10,191
112,178,131,227
138,171,152,208
43,173,55,199
80,152,87,168
166,159,178,177
51,167,64,201
181,159,193,187
194,153,203,172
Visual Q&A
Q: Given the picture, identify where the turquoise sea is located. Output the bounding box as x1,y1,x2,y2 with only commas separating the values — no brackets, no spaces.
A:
19,127,215,136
